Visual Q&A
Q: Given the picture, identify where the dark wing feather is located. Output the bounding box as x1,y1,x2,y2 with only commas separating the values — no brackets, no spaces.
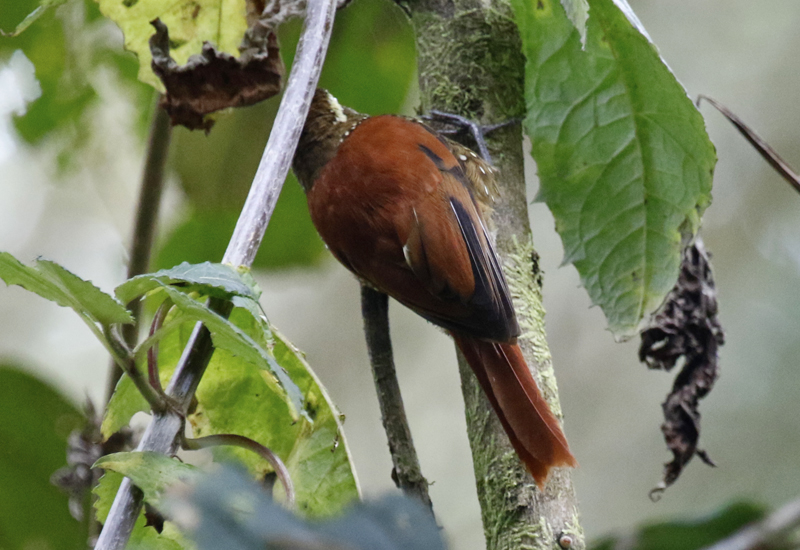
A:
448,197,519,342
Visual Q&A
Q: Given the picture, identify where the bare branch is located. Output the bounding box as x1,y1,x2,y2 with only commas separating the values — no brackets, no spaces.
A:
360,285,433,512
698,95,800,194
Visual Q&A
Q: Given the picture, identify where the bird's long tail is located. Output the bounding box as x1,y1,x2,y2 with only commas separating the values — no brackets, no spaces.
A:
452,334,577,488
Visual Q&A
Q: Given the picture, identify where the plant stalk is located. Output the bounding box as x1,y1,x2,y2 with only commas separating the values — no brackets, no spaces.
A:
93,2,338,548
360,285,433,511
105,100,172,404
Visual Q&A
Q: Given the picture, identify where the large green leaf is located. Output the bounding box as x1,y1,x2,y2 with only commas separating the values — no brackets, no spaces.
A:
513,0,716,338
115,261,261,304
0,252,133,325
157,284,302,416
103,306,358,518
187,320,360,517
0,365,86,550
94,0,248,90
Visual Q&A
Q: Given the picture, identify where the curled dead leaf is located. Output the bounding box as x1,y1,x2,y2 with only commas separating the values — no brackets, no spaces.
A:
149,18,284,131
639,238,724,495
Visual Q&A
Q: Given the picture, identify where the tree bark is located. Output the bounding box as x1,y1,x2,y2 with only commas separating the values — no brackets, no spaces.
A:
407,1,584,548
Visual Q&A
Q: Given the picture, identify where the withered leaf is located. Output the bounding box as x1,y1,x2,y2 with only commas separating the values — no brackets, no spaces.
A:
639,238,724,498
149,18,284,131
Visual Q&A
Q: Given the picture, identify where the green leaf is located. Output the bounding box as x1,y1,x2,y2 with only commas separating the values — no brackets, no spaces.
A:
115,261,261,304
157,284,302,416
93,472,188,550
590,501,766,550
271,330,360,515
95,451,200,507
512,0,716,338
0,365,86,550
185,316,359,516
0,252,133,325
95,0,248,90
164,467,441,550
102,306,358,517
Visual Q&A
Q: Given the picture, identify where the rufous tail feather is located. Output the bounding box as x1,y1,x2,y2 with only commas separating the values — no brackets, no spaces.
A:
452,334,577,488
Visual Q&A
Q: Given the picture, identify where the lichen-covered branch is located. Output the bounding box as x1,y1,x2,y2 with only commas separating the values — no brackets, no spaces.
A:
407,1,583,548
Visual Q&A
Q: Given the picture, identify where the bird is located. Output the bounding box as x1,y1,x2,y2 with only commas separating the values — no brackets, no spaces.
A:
292,88,576,488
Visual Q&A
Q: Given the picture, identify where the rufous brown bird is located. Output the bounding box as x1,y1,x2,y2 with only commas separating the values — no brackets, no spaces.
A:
292,89,576,487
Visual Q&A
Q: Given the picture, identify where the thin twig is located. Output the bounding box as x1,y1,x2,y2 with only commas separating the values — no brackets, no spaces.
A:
701,497,800,550
181,432,295,508
105,99,172,404
93,3,338,548
104,325,170,413
360,286,433,512
697,95,800,194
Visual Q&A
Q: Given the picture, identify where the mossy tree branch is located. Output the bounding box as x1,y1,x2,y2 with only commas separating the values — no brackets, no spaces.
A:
405,1,584,548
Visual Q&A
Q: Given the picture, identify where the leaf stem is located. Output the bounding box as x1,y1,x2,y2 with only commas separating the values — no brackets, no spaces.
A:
105,99,172,404
180,432,295,508
360,285,433,512
94,3,339,548
103,325,170,414
147,300,172,391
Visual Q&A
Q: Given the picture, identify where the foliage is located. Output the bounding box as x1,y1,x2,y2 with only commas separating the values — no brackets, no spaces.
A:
162,466,442,550
0,366,87,550
0,0,151,160
513,0,716,339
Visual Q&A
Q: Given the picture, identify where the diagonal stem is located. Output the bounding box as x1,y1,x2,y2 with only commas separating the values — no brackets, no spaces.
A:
360,285,433,512
93,3,338,548
105,100,172,404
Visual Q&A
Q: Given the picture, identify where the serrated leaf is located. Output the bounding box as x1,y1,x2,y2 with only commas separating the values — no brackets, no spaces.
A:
164,467,440,550
0,252,133,325
185,316,359,516
102,305,358,517
157,284,302,416
513,0,715,338
95,451,201,508
0,365,86,550
115,261,260,305
95,0,248,90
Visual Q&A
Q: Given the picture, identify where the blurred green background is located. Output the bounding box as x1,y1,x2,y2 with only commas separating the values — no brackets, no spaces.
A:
0,0,799,548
